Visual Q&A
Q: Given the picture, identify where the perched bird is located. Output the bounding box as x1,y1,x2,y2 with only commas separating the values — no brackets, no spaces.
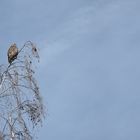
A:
7,43,18,64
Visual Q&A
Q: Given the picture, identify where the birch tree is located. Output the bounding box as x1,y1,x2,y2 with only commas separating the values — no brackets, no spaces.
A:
0,41,44,140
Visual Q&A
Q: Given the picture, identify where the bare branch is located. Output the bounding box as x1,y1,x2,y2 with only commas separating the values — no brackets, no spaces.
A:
0,41,44,140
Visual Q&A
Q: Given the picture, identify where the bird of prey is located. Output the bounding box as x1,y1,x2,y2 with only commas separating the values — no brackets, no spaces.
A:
7,43,18,64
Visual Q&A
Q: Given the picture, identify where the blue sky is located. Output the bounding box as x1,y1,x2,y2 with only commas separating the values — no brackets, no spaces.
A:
1,0,140,140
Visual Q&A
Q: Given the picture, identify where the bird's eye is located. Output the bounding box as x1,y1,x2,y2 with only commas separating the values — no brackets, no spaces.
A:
34,48,37,52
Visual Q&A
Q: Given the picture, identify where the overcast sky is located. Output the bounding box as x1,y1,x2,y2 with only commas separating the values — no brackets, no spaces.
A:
1,0,140,140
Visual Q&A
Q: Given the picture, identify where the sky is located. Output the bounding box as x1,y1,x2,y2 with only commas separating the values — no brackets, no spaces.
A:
0,0,140,140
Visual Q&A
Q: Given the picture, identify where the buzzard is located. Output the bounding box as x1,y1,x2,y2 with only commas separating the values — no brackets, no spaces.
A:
7,43,18,64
